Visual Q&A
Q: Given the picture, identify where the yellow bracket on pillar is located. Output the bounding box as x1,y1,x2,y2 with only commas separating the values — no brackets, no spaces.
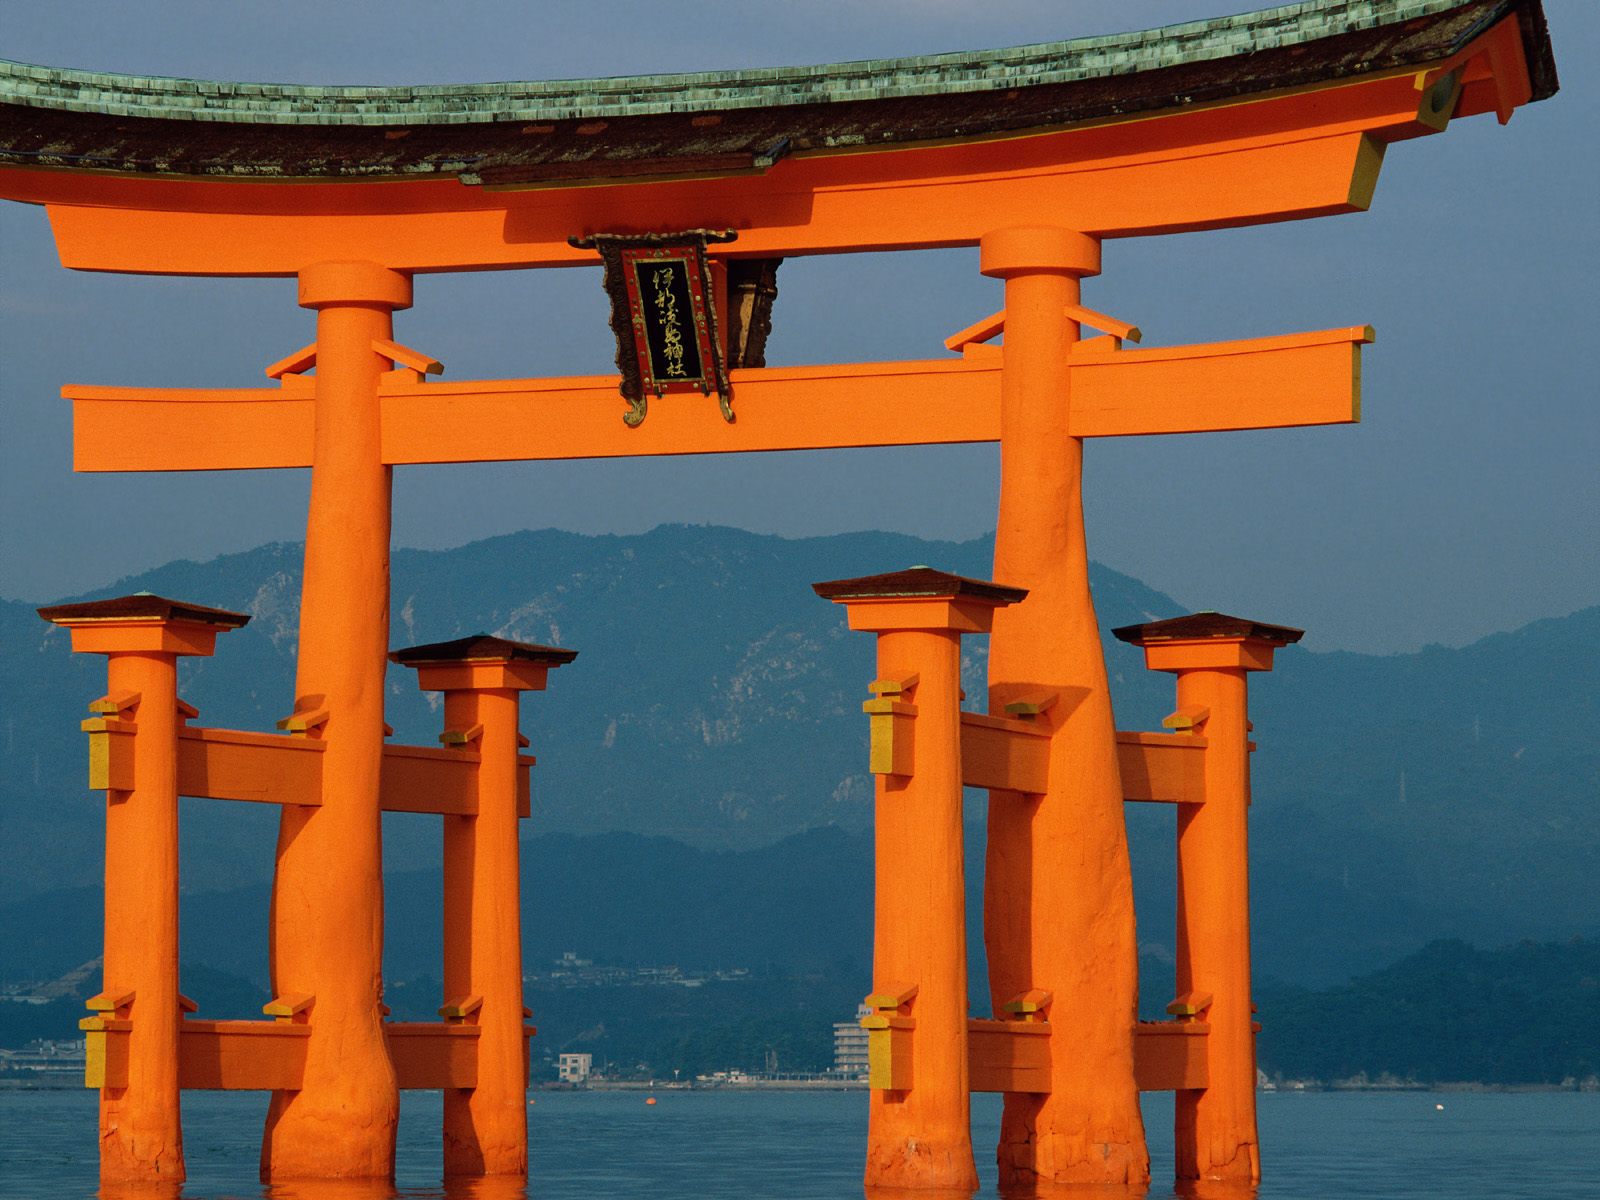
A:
1166,990,1214,1023
1002,988,1054,1023
1163,705,1211,733
264,992,316,1025
276,706,330,736
80,716,135,791
863,696,916,776
438,994,483,1024
862,983,917,1092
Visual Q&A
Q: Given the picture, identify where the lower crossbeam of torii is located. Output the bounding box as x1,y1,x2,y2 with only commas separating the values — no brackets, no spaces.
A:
4,0,1555,1193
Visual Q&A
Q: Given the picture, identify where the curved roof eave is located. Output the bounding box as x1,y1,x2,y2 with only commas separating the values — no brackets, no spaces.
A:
0,0,1543,126
0,0,1555,187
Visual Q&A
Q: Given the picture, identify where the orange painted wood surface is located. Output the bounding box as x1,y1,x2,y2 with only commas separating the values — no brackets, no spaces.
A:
93,1021,537,1092
14,17,1547,280
958,712,1051,795
175,727,324,806
1068,326,1370,438
1116,731,1209,805
67,328,1365,472
17,104,1406,275
1132,1022,1211,1092
387,1023,483,1091
179,1021,310,1091
963,1021,1209,1094
967,1019,1052,1094
96,726,535,817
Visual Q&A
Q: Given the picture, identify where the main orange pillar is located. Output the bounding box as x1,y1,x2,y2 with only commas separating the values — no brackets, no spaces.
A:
815,568,1025,1195
1115,613,1302,1185
392,635,576,1177
38,594,249,1185
264,260,411,1180
980,227,1149,1188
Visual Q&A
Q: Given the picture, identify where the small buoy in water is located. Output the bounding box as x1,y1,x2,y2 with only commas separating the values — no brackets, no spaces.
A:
1435,1103,1445,1111
646,1096,657,1106
528,1099,536,1106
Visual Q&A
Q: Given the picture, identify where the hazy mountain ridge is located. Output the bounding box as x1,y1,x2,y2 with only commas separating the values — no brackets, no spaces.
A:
1,524,1594,985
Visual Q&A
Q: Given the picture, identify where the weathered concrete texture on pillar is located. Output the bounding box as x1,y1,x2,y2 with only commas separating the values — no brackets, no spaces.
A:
38,595,249,1185
1115,612,1302,1186
264,261,412,1181
980,228,1150,1189
393,635,576,1178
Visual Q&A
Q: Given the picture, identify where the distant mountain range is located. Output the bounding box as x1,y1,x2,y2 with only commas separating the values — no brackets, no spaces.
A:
2,525,1595,988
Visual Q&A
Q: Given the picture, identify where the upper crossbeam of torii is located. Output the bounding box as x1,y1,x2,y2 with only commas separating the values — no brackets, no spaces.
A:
1,0,1557,1195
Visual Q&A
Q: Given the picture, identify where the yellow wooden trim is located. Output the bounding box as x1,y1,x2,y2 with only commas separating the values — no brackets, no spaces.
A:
1166,990,1214,1019
438,994,483,1020
1347,133,1386,210
1162,705,1210,733
264,992,315,1022
83,1027,106,1089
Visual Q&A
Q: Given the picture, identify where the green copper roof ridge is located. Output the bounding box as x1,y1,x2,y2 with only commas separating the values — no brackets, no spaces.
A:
0,0,1484,127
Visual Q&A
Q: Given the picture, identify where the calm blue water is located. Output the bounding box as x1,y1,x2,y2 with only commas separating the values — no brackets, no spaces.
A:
1,1089,1595,1198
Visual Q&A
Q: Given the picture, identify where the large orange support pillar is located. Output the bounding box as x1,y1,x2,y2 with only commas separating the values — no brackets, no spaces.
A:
980,227,1150,1188
37,595,249,1184
815,568,1025,1195
392,635,576,1177
1115,613,1302,1184
264,260,412,1180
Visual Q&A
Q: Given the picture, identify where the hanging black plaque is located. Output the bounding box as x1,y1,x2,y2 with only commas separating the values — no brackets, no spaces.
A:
570,229,736,427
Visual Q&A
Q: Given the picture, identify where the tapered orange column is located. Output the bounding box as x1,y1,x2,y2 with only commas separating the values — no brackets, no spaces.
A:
392,635,576,1177
38,595,249,1185
816,568,1026,1195
264,260,412,1181
980,227,1149,1188
1114,613,1303,1185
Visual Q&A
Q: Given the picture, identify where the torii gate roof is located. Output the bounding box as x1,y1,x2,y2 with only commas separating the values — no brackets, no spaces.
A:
0,0,1557,275
0,0,1554,185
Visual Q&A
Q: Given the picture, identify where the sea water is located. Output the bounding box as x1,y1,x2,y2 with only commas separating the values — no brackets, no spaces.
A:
1,1089,1595,1198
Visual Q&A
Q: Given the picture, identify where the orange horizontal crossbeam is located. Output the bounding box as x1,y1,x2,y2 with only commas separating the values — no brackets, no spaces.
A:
379,742,535,818
25,115,1395,276
1133,1021,1211,1091
959,711,1051,794
176,726,324,806
87,1019,533,1091
91,724,534,816
957,1019,1210,1094
968,1018,1052,1094
1116,731,1208,805
69,327,1367,473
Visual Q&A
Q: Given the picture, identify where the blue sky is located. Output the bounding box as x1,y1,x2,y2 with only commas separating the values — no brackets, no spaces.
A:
0,1,1594,653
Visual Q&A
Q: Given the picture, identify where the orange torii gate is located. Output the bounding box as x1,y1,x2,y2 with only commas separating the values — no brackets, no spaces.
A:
1,0,1555,1192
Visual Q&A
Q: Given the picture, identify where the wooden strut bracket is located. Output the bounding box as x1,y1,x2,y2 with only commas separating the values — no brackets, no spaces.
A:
861,984,917,1092
944,303,1143,361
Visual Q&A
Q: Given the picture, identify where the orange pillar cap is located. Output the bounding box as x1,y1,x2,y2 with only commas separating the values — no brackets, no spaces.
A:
813,566,1027,634
979,227,1101,279
297,260,413,310
390,633,577,693
1112,611,1303,673
38,593,250,656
